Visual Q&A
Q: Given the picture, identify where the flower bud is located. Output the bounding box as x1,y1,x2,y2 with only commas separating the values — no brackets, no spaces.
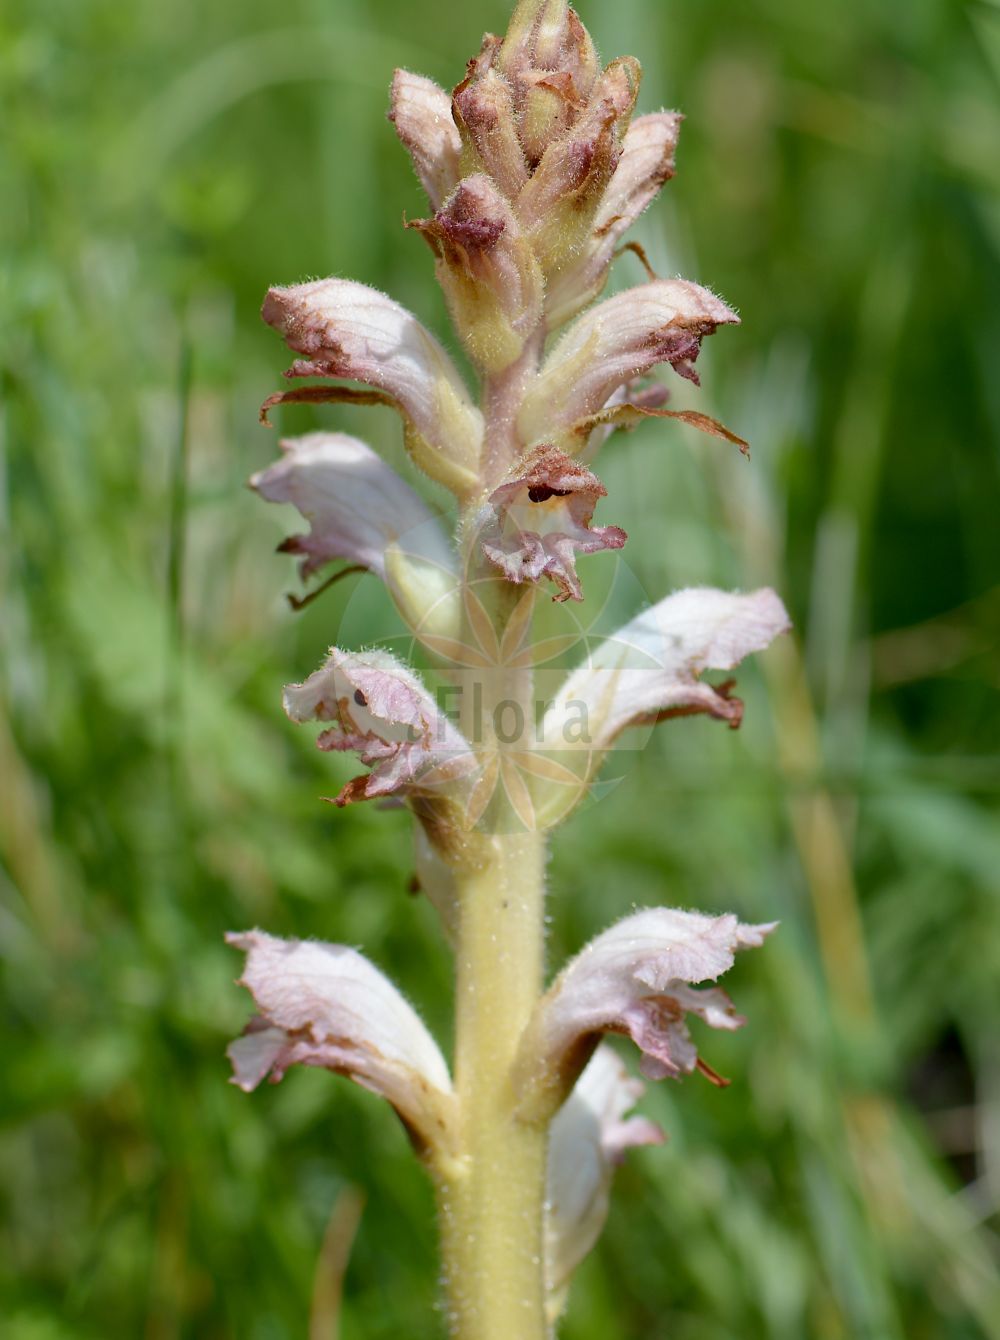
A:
502,3,600,167
389,69,463,209
546,110,683,326
515,11,598,156
410,174,544,373
517,56,641,275
452,39,530,201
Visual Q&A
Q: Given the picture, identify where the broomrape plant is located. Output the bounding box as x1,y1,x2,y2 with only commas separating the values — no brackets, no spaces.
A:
227,1,790,1334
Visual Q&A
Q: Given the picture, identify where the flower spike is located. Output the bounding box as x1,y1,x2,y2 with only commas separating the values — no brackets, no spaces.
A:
245,0,787,1327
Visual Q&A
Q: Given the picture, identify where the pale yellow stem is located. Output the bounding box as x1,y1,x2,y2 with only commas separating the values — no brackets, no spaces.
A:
433,562,550,1339
438,830,549,1340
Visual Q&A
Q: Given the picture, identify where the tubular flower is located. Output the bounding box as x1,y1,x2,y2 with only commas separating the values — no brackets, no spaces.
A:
518,279,740,452
261,278,483,495
283,648,474,809
226,930,457,1162
475,444,626,602
516,908,776,1121
538,585,789,798
251,433,459,637
545,1044,663,1318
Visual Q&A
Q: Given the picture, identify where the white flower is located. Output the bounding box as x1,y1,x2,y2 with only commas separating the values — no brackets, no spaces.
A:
540,585,790,790
284,648,473,807
227,930,456,1160
519,279,739,451
250,432,458,638
261,279,483,495
545,1044,663,1317
517,907,776,1121
475,443,626,602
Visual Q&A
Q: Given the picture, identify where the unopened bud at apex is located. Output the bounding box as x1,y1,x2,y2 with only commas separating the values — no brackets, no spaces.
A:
452,38,530,201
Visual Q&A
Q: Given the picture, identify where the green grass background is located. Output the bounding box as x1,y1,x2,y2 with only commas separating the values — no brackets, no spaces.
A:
2,0,999,1335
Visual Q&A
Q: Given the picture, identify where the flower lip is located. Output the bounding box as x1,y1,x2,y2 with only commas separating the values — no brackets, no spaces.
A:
519,278,740,450
516,907,777,1121
284,647,474,807
476,444,626,603
226,929,456,1161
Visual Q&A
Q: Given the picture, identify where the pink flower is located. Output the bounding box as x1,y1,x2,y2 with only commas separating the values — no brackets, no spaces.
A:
516,907,776,1121
476,444,626,602
261,279,482,495
251,432,458,636
227,930,457,1161
545,1045,663,1315
283,648,473,808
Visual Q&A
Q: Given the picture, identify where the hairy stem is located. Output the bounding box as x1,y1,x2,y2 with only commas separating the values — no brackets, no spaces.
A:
436,523,550,1334
439,828,549,1340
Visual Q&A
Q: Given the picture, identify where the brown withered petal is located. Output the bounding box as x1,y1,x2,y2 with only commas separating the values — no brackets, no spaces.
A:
475,444,626,602
572,402,750,458
389,70,463,209
410,175,545,373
